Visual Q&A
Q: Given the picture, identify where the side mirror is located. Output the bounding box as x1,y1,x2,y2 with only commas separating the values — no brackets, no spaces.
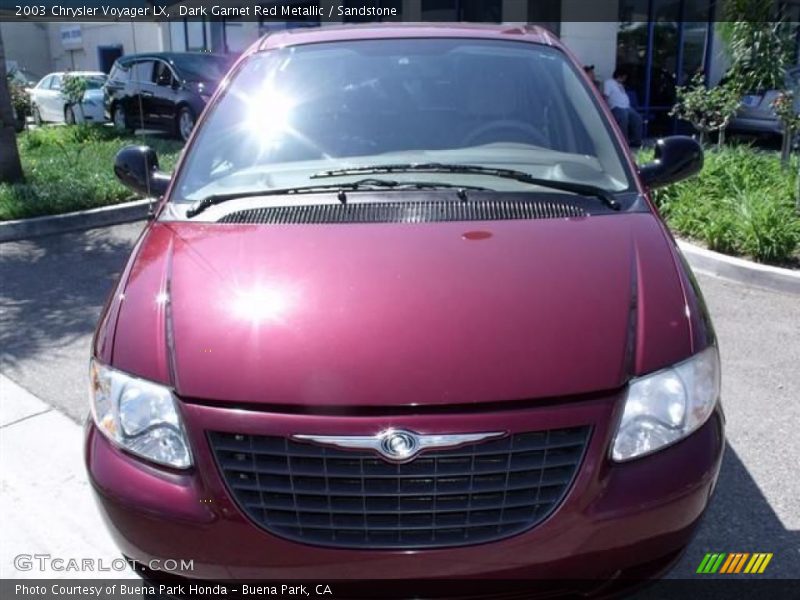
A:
638,136,703,189
114,145,171,197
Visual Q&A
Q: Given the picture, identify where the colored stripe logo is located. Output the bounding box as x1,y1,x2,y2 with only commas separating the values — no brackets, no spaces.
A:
697,553,773,574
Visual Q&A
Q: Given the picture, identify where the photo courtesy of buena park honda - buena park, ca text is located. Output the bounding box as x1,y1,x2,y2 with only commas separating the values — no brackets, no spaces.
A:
1,0,799,599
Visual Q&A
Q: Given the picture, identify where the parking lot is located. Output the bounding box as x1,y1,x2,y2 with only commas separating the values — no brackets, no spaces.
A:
1,221,798,583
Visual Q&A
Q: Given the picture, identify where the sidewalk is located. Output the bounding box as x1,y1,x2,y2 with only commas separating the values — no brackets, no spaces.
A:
0,375,134,579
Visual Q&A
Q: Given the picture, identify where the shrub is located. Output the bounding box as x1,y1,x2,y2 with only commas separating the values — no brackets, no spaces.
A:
6,71,31,125
670,74,741,146
19,123,121,152
771,90,800,167
646,145,800,264
61,73,88,122
735,189,800,263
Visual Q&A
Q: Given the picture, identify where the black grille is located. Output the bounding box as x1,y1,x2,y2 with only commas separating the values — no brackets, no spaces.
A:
209,427,590,549
217,200,585,225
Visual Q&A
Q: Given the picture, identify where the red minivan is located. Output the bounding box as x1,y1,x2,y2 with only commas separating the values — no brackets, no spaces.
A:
87,24,723,594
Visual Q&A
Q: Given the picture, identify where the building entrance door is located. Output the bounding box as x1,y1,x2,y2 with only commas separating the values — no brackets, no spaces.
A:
98,45,123,74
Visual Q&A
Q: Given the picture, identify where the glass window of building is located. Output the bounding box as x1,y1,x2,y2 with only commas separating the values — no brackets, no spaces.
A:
618,0,714,136
421,0,501,22
170,21,187,52
528,0,561,35
461,0,502,22
258,1,321,33
421,0,458,21
342,0,404,22
224,20,249,53
186,21,207,51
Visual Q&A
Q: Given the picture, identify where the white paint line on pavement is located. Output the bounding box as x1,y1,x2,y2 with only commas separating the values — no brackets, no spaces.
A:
0,374,135,579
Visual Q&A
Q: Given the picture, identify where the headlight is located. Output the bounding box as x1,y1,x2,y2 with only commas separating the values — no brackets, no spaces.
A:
89,360,193,469
612,346,720,462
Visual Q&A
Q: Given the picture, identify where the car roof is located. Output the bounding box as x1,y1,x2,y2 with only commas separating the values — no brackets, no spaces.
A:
46,71,105,77
256,23,556,53
116,52,227,64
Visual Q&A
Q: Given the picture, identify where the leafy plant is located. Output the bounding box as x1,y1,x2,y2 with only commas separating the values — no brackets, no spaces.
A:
735,188,800,262
6,70,31,128
772,90,800,168
670,74,741,146
643,145,800,264
722,0,793,94
61,73,88,123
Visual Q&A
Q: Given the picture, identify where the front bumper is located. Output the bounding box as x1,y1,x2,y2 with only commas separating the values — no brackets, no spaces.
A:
85,392,724,582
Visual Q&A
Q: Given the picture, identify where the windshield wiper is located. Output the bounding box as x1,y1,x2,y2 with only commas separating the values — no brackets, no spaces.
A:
185,179,491,218
313,163,620,210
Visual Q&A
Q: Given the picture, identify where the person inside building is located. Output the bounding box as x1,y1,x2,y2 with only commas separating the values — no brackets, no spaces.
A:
603,66,643,148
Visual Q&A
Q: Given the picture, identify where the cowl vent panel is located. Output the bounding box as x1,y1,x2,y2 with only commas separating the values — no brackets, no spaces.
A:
217,200,586,224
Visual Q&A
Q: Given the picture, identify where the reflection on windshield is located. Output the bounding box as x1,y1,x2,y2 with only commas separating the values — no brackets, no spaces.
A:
175,39,630,203
246,85,298,151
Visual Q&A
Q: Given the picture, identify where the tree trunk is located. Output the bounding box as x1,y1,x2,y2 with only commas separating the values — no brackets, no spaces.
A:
780,125,792,170
796,150,800,215
0,28,24,184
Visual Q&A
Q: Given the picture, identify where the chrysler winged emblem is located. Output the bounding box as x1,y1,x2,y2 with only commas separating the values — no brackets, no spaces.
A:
292,429,506,463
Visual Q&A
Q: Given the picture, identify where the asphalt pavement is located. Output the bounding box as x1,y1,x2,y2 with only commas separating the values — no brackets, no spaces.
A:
1,221,798,583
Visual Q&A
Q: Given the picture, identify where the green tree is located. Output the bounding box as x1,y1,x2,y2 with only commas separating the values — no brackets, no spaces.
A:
62,72,89,124
722,0,793,94
0,27,24,184
772,90,800,169
671,74,741,147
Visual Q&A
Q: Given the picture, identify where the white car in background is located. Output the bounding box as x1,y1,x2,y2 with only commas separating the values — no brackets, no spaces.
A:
29,71,108,125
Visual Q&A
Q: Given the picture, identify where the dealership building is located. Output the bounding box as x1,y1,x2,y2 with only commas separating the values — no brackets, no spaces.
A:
3,0,799,135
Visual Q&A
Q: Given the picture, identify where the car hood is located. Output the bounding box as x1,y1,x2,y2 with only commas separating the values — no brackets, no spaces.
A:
111,213,694,408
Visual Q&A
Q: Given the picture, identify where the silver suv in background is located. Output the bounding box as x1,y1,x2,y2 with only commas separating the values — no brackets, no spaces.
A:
728,67,800,140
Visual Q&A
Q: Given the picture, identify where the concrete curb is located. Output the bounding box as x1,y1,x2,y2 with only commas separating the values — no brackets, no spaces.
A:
0,199,151,243
678,239,800,295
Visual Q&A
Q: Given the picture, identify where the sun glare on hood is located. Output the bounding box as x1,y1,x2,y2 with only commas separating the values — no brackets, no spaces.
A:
229,283,297,325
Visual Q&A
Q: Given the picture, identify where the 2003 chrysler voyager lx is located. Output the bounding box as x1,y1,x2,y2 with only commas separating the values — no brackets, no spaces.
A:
87,24,724,593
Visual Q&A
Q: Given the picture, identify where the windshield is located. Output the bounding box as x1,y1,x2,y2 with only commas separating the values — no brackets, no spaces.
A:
174,39,632,204
172,54,230,82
